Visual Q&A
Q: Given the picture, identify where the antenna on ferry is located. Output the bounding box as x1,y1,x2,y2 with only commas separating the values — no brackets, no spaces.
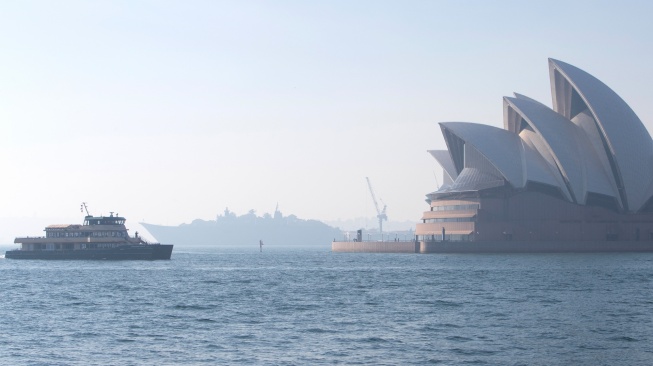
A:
81,202,91,216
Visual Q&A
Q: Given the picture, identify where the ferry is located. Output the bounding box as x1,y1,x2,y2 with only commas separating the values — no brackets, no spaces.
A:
5,203,173,260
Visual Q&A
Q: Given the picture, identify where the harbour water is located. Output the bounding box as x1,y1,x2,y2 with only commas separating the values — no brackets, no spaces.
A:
1,245,653,365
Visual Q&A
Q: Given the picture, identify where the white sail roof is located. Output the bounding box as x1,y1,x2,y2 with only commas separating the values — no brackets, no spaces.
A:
428,150,458,183
504,96,618,204
430,59,653,212
549,58,653,211
440,122,563,192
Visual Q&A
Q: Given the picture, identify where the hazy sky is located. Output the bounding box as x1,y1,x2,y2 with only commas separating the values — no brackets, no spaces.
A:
2,1,653,231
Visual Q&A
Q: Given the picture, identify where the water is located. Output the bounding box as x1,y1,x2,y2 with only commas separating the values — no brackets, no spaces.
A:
2,245,653,365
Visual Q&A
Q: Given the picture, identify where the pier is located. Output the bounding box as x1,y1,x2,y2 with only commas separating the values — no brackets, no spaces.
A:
332,240,419,253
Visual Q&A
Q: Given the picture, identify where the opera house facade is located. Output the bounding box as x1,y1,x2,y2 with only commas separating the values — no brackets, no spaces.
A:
416,59,653,252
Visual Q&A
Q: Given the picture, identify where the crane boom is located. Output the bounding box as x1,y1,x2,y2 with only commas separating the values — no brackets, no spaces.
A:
366,177,381,215
366,177,388,235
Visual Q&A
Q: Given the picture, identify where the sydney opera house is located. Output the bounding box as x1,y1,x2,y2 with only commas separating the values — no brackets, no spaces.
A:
415,58,653,252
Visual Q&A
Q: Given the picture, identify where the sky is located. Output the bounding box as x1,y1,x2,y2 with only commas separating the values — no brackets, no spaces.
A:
2,0,653,239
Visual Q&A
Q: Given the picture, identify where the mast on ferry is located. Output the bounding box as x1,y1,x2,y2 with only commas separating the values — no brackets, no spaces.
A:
80,202,91,217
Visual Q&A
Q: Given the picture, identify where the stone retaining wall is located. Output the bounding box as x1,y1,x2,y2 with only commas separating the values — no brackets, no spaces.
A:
419,240,653,253
331,241,419,253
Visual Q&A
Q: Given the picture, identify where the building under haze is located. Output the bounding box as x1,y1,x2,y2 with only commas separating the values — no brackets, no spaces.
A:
416,59,653,249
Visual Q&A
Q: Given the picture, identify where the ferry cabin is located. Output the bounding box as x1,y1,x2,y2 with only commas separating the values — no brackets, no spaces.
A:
15,214,133,251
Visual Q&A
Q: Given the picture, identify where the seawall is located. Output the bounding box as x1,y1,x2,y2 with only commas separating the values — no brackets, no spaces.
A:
420,241,653,253
331,241,419,253
332,240,653,253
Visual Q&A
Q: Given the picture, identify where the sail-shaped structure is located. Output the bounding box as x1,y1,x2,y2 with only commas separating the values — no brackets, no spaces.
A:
418,59,653,247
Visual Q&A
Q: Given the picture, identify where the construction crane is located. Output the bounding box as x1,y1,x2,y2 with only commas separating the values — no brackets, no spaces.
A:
366,177,387,235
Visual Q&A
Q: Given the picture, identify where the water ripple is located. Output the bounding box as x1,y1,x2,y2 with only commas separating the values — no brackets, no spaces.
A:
1,248,653,365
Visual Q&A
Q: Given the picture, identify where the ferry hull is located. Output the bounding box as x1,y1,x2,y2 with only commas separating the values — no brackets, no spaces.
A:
5,245,173,260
